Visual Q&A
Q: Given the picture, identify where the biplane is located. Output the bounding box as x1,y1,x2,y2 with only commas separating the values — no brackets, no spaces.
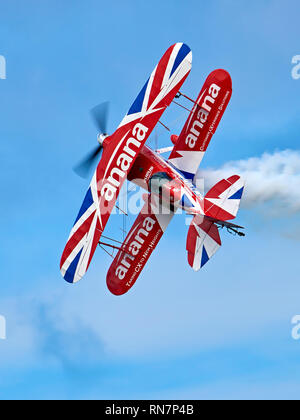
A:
60,43,245,295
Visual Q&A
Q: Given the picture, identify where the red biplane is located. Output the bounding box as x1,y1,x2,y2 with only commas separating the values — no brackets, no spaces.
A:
60,43,245,295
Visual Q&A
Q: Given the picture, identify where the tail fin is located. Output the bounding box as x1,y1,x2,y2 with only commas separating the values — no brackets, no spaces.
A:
186,216,221,271
204,175,245,221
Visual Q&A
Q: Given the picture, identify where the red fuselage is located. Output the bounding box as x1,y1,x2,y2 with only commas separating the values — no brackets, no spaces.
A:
128,145,204,215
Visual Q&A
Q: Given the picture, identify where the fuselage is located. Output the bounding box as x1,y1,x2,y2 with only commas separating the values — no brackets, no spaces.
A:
127,144,204,215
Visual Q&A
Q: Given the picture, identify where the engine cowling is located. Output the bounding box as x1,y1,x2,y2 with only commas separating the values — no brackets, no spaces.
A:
97,133,109,148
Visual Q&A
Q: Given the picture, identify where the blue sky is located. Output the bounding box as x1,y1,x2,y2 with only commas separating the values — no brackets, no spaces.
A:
0,0,300,400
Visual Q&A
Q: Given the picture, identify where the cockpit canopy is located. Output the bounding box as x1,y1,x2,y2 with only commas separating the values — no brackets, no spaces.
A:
148,172,173,195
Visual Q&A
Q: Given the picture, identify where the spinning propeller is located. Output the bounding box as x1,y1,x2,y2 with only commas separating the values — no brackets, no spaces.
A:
73,102,110,178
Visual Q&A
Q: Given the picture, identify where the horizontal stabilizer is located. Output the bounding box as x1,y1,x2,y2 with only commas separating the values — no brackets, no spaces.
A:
186,216,221,271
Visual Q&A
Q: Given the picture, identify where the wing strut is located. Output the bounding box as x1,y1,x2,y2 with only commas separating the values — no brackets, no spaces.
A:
158,120,171,131
176,91,199,106
98,237,132,259
172,100,192,113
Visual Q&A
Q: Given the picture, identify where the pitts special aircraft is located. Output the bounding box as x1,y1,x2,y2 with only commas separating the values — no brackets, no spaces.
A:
60,43,245,295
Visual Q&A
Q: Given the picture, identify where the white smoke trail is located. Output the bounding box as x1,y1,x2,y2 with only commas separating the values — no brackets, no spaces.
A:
197,150,300,215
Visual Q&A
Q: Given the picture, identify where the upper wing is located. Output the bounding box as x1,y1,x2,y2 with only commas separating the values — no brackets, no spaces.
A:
106,195,174,295
186,216,221,271
168,69,232,180
60,43,192,284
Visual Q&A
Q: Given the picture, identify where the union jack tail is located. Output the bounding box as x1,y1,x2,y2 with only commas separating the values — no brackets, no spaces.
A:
186,176,244,271
204,175,245,221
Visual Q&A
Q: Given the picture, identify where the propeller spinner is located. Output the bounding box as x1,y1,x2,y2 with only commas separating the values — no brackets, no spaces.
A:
73,102,110,179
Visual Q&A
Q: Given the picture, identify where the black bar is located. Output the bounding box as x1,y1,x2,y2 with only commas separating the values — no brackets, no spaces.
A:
99,401,209,416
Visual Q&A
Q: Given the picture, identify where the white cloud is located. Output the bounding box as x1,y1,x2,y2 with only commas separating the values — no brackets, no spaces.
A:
198,150,300,216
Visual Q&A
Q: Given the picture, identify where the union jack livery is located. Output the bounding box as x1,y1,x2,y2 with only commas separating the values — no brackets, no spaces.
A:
60,43,246,295
187,216,221,271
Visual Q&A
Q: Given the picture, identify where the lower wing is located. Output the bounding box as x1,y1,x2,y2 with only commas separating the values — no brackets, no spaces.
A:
106,195,174,295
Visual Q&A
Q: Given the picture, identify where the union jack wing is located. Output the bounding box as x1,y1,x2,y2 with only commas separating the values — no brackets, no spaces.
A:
60,174,102,283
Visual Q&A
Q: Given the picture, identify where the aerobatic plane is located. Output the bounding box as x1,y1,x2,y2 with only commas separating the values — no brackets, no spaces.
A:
60,43,245,295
